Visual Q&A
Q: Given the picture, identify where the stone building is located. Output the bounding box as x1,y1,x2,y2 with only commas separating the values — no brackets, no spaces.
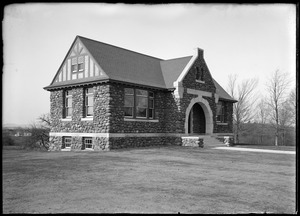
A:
44,35,237,151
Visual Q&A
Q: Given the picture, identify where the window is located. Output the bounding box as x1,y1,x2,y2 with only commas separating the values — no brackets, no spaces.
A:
84,87,94,117
136,89,148,118
71,58,78,72
63,90,72,118
196,67,204,81
124,88,154,119
62,136,72,149
149,92,154,119
200,68,204,81
124,88,134,117
82,137,93,150
78,56,84,71
216,101,226,123
71,56,84,73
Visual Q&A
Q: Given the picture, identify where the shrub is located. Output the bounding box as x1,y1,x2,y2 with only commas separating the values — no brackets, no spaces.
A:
2,130,15,146
21,127,50,150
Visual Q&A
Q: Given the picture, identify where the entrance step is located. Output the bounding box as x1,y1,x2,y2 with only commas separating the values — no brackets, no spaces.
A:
181,134,233,148
182,134,228,148
201,136,225,147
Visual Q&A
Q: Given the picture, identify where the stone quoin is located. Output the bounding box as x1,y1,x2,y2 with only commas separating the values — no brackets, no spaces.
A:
44,36,237,151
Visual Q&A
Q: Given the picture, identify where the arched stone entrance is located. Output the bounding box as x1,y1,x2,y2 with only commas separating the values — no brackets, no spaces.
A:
185,97,213,134
188,103,206,134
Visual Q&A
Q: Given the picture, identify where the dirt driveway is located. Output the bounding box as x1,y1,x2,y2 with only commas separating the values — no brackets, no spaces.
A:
2,146,296,213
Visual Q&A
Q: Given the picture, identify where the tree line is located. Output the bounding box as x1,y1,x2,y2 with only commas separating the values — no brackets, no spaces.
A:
227,70,296,146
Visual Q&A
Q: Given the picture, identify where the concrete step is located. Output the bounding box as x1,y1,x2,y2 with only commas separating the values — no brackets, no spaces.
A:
202,136,225,147
181,134,229,148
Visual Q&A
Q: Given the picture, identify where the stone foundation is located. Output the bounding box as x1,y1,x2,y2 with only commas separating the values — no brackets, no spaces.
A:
48,134,183,151
49,136,110,151
48,134,235,151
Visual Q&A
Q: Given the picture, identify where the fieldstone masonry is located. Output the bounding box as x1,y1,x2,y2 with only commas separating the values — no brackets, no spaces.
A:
182,137,204,148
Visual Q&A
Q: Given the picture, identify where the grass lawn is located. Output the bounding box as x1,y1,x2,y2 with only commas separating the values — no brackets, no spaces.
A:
2,145,296,214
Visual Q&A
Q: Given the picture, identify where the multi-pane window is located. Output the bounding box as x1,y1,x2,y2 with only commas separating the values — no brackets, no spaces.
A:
124,88,154,119
84,88,94,117
136,89,148,118
78,56,84,71
71,58,78,72
124,88,134,117
71,56,84,72
148,92,154,119
64,90,72,118
216,101,226,123
82,137,93,150
62,136,72,149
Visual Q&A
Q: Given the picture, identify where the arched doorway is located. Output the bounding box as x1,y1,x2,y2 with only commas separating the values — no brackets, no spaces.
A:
185,97,213,134
188,103,206,134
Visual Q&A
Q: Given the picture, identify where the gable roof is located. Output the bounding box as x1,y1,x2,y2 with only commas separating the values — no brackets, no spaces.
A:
213,78,237,102
44,35,236,102
78,36,167,89
160,56,193,89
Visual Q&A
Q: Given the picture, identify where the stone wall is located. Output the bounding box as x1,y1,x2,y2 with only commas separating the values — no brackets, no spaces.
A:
48,82,183,151
49,83,111,151
49,84,110,133
108,82,177,134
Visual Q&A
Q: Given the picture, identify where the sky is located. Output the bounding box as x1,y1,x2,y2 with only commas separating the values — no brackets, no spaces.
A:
2,3,296,126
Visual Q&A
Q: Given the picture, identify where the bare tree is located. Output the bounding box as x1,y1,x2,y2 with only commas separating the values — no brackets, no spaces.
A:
286,88,296,125
266,70,291,146
278,88,296,145
255,97,270,144
227,74,259,144
25,113,51,150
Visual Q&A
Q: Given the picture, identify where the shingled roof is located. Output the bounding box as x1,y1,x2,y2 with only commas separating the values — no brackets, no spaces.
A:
79,36,166,89
45,36,236,102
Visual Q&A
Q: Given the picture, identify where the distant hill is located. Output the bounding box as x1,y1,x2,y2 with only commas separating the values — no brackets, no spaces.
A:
3,123,30,129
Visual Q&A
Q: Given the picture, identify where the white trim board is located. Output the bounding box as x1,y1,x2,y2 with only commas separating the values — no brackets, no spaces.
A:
50,132,186,138
50,132,236,139
213,147,295,154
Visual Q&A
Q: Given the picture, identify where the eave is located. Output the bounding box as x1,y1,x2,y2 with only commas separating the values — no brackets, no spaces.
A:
43,78,171,92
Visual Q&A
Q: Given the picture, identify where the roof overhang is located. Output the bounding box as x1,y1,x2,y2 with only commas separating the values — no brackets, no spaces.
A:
44,78,171,92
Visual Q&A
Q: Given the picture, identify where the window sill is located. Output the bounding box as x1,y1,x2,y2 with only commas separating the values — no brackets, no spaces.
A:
196,80,205,84
61,118,72,121
61,148,71,151
124,118,159,123
217,122,228,125
81,117,93,121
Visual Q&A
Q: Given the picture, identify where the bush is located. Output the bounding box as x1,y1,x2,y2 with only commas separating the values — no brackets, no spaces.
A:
21,127,50,150
2,130,15,146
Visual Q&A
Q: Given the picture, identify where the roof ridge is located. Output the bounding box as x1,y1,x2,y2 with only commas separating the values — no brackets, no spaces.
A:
77,35,164,61
162,55,193,62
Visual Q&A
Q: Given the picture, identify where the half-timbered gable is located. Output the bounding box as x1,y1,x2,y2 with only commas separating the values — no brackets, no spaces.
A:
50,37,108,87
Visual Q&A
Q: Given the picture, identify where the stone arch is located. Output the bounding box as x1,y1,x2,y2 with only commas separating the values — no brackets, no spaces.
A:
185,96,213,134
